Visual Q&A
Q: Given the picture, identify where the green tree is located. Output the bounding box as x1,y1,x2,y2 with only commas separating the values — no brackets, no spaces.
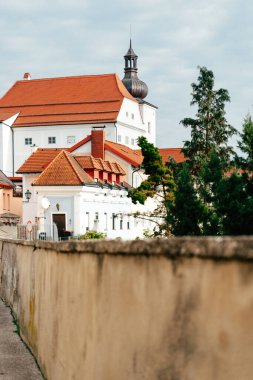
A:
181,66,236,173
180,66,236,235
237,113,253,170
169,162,203,236
128,136,175,236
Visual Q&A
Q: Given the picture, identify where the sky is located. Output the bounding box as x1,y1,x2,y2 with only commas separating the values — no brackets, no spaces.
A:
1,0,253,148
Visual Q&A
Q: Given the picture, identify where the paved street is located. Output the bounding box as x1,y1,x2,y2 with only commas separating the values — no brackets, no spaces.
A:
0,299,43,380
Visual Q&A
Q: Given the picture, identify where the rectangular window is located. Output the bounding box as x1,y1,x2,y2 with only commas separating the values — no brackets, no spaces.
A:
120,215,123,230
131,138,135,145
95,212,99,220
131,113,134,119
86,212,90,231
3,193,6,210
148,122,151,133
112,213,116,230
118,135,122,143
127,217,130,230
104,212,108,230
7,194,10,211
126,111,129,117
67,136,75,144
25,138,32,145
48,137,56,144
125,136,129,145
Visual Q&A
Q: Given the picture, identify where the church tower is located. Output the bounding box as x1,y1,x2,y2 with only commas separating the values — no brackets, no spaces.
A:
122,40,148,99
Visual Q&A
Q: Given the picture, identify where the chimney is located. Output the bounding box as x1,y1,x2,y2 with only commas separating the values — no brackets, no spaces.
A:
23,72,31,80
91,128,105,160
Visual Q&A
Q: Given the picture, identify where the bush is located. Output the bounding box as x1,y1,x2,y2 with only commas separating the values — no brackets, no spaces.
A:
79,231,105,240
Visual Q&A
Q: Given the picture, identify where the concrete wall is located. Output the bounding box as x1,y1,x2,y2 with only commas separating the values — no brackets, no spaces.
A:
1,237,253,380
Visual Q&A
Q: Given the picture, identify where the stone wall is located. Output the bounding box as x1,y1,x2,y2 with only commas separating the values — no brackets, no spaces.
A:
1,237,253,380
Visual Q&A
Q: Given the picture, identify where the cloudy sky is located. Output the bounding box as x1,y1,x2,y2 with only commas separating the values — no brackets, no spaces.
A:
1,0,253,147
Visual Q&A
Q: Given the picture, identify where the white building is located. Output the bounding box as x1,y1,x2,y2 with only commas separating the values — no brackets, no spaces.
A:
18,131,155,239
0,41,157,177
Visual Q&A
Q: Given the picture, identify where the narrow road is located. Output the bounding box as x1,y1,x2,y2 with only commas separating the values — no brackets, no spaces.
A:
0,298,44,379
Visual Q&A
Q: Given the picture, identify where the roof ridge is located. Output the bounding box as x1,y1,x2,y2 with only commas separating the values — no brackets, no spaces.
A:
63,150,88,183
15,73,117,83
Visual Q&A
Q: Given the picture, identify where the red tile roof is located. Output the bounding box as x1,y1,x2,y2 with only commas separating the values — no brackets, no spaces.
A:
17,148,64,173
105,141,143,167
0,74,136,127
74,155,103,170
134,148,186,165
33,151,93,186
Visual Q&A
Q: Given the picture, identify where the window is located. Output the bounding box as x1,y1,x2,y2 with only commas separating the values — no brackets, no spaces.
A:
67,136,75,144
120,215,123,230
95,212,99,220
3,193,6,210
104,213,108,230
118,135,122,143
131,138,135,146
126,111,129,117
48,137,56,144
125,136,129,145
112,213,116,230
7,194,10,211
127,218,130,230
148,122,151,133
25,138,32,145
86,212,90,231
131,113,134,119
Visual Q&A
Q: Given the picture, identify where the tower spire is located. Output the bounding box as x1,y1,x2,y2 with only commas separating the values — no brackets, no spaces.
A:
122,40,148,99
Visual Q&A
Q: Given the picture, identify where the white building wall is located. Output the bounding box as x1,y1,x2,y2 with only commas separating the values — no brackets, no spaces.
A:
13,123,116,173
0,114,19,176
22,174,155,239
116,98,156,148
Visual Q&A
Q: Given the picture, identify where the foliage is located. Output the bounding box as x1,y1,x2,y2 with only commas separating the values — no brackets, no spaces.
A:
79,231,105,240
237,113,253,170
129,67,253,237
181,66,236,173
128,136,175,236
168,163,203,236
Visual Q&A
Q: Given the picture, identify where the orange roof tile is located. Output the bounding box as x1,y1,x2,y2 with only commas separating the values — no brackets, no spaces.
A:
0,74,136,127
158,148,186,164
33,151,93,186
17,148,64,173
134,148,186,165
105,141,143,167
74,155,103,170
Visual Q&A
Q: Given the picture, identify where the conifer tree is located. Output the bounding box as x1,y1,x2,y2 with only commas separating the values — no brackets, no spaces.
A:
128,136,175,236
181,66,236,173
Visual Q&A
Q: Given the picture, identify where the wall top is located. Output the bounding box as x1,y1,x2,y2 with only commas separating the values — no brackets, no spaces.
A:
2,237,253,261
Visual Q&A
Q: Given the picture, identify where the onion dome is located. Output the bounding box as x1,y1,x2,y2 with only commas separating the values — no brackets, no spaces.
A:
122,40,148,99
